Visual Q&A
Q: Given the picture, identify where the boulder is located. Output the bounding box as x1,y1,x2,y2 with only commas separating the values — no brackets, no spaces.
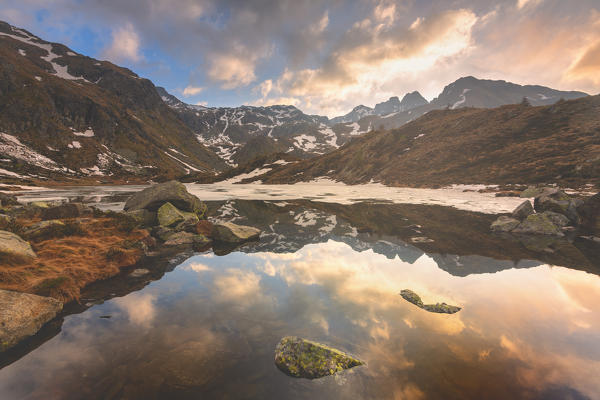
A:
520,186,549,198
41,202,90,220
157,202,186,227
490,216,520,232
0,289,63,351
400,289,461,314
211,222,261,243
0,192,19,207
512,213,564,236
274,336,363,379
22,220,65,240
151,226,176,242
125,209,156,227
124,181,207,217
163,232,211,246
512,200,534,220
542,211,570,228
0,230,36,260
129,268,150,278
534,189,580,224
577,193,600,232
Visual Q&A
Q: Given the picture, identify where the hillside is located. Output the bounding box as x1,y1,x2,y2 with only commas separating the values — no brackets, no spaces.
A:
0,21,226,184
256,95,600,187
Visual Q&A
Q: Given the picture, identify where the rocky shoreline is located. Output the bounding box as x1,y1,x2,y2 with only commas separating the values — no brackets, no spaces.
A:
0,181,262,352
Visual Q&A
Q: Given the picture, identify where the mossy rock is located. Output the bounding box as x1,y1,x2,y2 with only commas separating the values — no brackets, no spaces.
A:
157,202,184,227
274,336,363,379
512,213,564,236
400,289,461,314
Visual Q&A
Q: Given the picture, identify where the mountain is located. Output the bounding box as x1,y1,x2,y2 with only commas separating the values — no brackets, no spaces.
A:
0,21,226,184
254,95,600,187
330,92,429,125
333,76,589,133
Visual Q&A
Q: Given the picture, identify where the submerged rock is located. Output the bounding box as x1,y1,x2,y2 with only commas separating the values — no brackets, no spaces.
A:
129,268,150,278
163,231,211,246
512,200,534,220
274,336,363,379
0,230,36,260
211,222,261,243
490,216,520,232
400,289,461,314
512,213,564,236
124,181,207,217
0,289,63,351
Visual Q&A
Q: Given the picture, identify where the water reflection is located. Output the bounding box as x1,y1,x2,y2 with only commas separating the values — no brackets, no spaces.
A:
1,241,599,399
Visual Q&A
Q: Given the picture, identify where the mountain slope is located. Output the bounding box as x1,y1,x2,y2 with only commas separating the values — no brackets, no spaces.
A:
0,21,225,183
334,76,589,133
257,95,600,187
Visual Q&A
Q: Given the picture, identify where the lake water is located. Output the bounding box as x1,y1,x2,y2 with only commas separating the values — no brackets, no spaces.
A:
1,184,599,399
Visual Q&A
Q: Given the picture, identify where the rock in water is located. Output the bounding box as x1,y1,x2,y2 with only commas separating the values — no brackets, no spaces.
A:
0,193,19,207
490,216,520,232
211,222,261,243
512,213,564,236
542,211,570,228
274,336,363,379
124,181,207,217
400,289,461,314
158,202,185,227
0,230,36,260
578,193,600,232
163,232,211,246
533,189,580,224
0,289,63,351
512,200,534,220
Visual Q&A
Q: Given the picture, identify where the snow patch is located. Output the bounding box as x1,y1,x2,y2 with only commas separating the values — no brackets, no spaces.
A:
0,133,59,170
73,128,94,137
18,49,26,56
68,141,82,149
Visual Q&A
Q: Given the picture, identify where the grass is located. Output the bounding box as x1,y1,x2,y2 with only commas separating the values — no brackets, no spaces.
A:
0,216,147,303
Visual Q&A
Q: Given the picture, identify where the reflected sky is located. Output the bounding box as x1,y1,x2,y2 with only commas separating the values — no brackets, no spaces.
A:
1,240,599,399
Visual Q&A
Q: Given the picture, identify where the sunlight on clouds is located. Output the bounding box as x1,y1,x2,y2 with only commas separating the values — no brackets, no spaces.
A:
101,23,143,63
207,53,258,89
182,86,203,96
113,292,156,326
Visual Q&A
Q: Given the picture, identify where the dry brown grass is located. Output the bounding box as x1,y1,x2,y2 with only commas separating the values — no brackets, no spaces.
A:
0,217,146,303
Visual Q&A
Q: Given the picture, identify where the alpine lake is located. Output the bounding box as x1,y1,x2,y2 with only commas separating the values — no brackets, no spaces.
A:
1,183,599,400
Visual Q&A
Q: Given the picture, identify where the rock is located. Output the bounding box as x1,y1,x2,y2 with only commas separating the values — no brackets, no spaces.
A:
41,202,90,220
22,220,65,240
195,220,214,236
124,181,207,217
512,200,534,220
163,232,211,246
157,202,185,227
274,336,363,379
534,189,580,224
29,201,50,209
174,216,201,233
0,289,63,351
542,211,570,228
577,193,600,232
129,268,150,278
0,192,19,206
512,213,564,236
152,226,176,242
400,289,461,314
520,186,549,198
0,230,36,260
125,209,156,227
490,216,520,232
211,222,261,243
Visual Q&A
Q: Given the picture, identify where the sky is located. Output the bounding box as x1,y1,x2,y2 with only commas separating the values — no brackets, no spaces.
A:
0,0,599,117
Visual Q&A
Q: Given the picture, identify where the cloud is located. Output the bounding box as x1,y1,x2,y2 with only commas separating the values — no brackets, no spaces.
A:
568,40,600,85
182,85,203,97
207,52,258,89
101,23,143,63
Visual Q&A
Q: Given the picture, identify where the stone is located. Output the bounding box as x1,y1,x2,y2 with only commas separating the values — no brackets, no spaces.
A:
577,193,600,232
41,202,90,220
0,192,19,206
125,209,156,227
490,216,520,232
534,189,580,224
174,215,201,233
512,200,534,220
211,222,261,243
29,201,50,209
129,268,150,278
124,181,207,217
152,226,176,242
22,220,65,240
512,213,564,236
0,289,63,351
157,202,186,227
195,220,214,236
542,211,570,228
274,336,363,379
0,230,36,260
400,289,461,314
163,232,211,246
520,186,549,198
